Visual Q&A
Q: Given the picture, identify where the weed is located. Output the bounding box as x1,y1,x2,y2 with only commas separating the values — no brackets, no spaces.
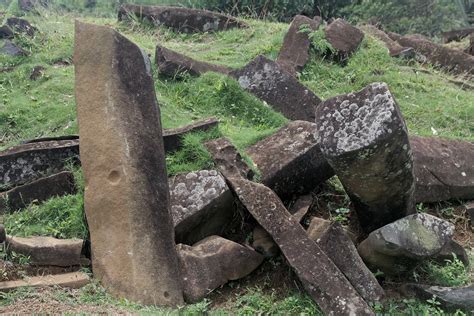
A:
417,254,470,287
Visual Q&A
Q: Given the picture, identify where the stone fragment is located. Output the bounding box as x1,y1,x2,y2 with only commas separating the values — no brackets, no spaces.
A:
0,25,13,39
0,39,27,56
163,117,218,152
74,21,183,306
397,35,474,77
441,28,474,43
307,217,331,240
0,140,80,189
361,25,414,58
411,136,474,203
6,236,83,267
289,195,312,222
204,137,254,180
433,239,470,267
251,226,279,258
177,236,263,303
228,177,373,315
230,55,321,122
467,33,473,56
357,213,455,274
156,45,230,78
6,18,36,37
316,82,415,233
118,4,246,33
308,222,385,304
276,15,321,76
246,121,333,201
0,272,89,292
0,171,76,213
30,65,45,80
23,135,79,144
324,19,364,62
169,170,235,245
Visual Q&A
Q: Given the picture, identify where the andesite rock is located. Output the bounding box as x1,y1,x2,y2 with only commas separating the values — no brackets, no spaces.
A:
0,272,90,292
246,121,333,201
0,25,13,39
251,226,279,258
0,39,27,56
361,25,414,58
74,21,183,306
6,18,36,37
230,55,321,122
169,170,235,245
163,117,219,152
23,135,79,144
289,194,312,222
118,4,246,33
276,15,321,76
324,19,364,62
316,82,415,233
156,45,231,78
228,177,373,315
433,239,470,267
177,236,263,303
411,136,474,203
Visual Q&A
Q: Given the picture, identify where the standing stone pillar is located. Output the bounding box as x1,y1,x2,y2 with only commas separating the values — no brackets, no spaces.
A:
316,82,415,233
74,21,183,306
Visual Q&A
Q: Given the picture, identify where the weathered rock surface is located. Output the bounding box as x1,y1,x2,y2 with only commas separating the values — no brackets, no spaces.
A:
156,45,230,78
163,117,218,152
230,55,321,122
251,226,279,258
307,217,331,240
0,171,76,213
316,82,415,233
324,19,364,62
177,236,263,303
0,272,90,292
169,170,235,245
289,194,312,222
118,4,246,33
361,25,414,58
246,121,333,201
441,27,474,43
433,239,470,267
6,236,83,267
276,15,321,76
397,35,474,77
0,25,13,39
358,213,455,274
308,221,385,304
411,136,474,203
228,177,373,315
74,21,183,306
0,39,27,56
6,18,36,37
0,139,80,189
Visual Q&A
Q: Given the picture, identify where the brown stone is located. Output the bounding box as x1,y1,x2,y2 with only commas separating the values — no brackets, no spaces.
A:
177,236,263,303
316,82,415,233
74,21,183,306
361,25,414,58
163,117,218,152
411,136,474,203
324,19,364,63
307,217,331,240
0,272,90,292
246,121,333,201
227,177,373,315
276,15,322,76
251,226,279,258
441,28,474,43
23,135,79,144
0,171,76,213
118,4,246,33
289,195,312,222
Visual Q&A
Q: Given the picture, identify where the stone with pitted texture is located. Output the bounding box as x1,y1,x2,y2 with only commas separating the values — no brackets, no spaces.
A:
324,19,364,63
316,82,415,233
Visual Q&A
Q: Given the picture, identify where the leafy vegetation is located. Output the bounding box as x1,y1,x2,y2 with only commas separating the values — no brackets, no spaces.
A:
415,255,471,287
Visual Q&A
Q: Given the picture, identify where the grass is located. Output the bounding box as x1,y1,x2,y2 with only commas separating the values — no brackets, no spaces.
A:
415,255,471,287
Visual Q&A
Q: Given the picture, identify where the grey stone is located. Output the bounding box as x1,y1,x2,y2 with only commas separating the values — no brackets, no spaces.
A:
163,118,218,153
0,25,14,39
0,39,27,56
433,239,470,267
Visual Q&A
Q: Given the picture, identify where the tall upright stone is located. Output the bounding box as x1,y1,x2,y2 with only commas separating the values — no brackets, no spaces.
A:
316,83,415,233
74,22,183,306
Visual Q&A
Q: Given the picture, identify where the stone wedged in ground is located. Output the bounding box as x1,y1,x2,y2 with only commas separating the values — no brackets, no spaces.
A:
163,117,219,152
74,21,183,306
361,25,414,58
441,27,474,43
357,213,454,274
0,39,27,56
308,221,385,304
156,45,231,78
227,177,374,316
0,139,80,189
169,170,235,245
316,82,415,233
230,55,321,122
6,235,83,267
118,4,246,33
246,121,333,201
0,171,76,213
324,18,364,63
0,272,90,292
177,235,263,303
276,15,321,76
0,25,13,39
411,136,474,203
397,35,474,77
6,18,36,37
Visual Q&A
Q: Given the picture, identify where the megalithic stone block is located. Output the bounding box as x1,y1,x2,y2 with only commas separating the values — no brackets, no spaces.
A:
74,21,183,306
316,82,415,233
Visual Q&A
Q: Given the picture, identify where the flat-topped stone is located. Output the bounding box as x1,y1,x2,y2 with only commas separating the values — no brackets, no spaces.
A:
324,19,364,62
0,272,90,292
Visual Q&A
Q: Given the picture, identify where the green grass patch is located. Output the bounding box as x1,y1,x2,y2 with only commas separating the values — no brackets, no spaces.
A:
414,255,471,287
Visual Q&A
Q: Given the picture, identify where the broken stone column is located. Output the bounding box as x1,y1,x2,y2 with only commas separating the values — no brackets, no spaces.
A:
324,19,364,63
316,82,415,233
361,25,414,58
74,21,183,306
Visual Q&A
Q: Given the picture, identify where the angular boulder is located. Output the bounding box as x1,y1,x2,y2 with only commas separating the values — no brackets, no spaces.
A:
6,18,36,37
231,55,321,122
163,117,218,152
358,213,454,274
177,236,263,303
0,171,76,213
118,4,246,33
246,121,333,201
251,226,279,258
361,25,414,58
74,21,183,306
276,15,321,76
411,136,474,203
316,82,415,233
324,19,364,62
169,170,235,245
0,25,14,39
156,45,230,78
228,177,373,315
0,39,27,56
289,194,312,222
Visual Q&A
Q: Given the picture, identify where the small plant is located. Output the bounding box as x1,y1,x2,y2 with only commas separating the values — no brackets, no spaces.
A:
307,28,336,56
418,254,470,287
332,207,350,224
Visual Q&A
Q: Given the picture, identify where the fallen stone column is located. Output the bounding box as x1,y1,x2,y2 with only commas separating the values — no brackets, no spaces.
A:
74,21,183,306
0,272,90,292
163,117,218,152
316,82,415,233
361,25,413,58
324,19,364,63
